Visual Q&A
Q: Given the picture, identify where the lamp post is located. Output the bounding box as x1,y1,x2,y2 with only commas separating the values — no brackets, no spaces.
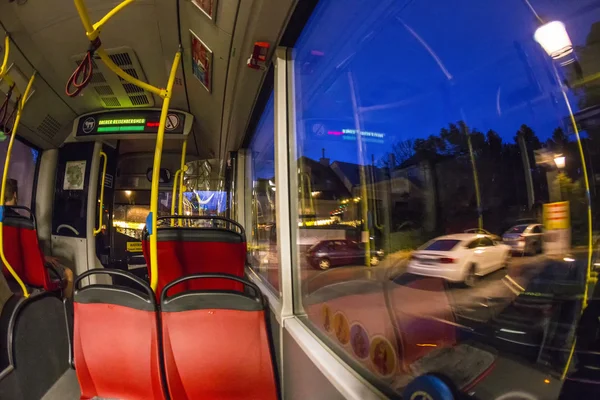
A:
554,155,566,169
546,154,565,202
534,21,573,60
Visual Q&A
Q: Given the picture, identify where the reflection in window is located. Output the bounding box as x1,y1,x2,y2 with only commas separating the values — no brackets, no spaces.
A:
0,138,38,210
292,0,598,398
248,93,280,295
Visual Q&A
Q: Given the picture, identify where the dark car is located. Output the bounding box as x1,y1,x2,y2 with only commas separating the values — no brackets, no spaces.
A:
306,239,385,270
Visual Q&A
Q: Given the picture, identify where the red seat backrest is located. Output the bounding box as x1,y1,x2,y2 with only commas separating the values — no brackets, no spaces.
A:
74,274,167,400
1,216,59,291
143,227,246,297
160,275,278,400
1,223,25,282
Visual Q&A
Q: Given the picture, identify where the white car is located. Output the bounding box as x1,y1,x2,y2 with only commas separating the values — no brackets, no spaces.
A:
407,233,511,286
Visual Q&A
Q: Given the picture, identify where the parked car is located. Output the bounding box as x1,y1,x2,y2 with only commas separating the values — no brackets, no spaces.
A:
502,224,544,255
407,233,511,287
306,240,385,270
464,228,502,242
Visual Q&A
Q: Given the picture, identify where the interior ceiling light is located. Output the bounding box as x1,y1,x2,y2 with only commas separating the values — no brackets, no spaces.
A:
534,21,573,59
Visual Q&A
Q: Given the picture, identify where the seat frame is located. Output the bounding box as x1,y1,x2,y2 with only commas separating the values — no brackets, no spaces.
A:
71,269,169,400
160,273,281,400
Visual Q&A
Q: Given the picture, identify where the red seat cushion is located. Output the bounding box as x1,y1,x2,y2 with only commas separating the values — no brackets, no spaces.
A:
74,293,166,400
162,304,278,400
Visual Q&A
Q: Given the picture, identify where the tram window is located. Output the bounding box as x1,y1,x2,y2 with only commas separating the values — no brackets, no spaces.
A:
290,0,599,397
0,138,39,210
248,92,280,295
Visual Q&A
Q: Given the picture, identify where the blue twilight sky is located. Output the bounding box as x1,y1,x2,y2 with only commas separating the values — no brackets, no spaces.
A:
292,0,600,164
250,0,600,178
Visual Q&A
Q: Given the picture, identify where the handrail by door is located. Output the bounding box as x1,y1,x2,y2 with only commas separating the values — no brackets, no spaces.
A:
177,139,188,226
170,140,188,223
93,151,107,236
171,169,182,225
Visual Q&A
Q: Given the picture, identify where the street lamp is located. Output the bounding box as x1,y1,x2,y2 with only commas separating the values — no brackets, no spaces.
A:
554,155,566,169
534,21,573,59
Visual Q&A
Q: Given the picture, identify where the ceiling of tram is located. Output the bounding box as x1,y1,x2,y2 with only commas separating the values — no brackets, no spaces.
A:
0,0,296,157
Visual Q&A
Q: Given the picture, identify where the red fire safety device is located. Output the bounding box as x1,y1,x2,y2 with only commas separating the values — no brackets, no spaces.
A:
247,42,270,70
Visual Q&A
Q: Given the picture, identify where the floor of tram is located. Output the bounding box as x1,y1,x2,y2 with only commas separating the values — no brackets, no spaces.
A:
41,369,79,400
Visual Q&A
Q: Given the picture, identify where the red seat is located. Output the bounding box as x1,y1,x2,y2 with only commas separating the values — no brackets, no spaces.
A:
73,269,167,400
1,209,62,291
160,274,279,400
142,216,247,297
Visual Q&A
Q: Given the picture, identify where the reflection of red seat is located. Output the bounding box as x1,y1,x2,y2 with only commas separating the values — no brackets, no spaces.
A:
1,211,62,291
73,269,167,400
142,217,246,297
389,277,457,368
160,274,279,400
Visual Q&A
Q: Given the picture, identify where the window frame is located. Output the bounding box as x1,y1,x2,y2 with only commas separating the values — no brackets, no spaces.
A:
281,45,390,399
242,45,388,399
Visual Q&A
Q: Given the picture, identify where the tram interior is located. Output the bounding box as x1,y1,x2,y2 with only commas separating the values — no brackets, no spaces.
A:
1,0,600,399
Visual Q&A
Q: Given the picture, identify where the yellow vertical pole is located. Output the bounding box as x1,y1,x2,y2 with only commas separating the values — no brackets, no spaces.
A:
170,169,182,226
348,71,370,267
0,72,36,298
466,131,483,230
93,152,107,235
177,139,187,226
0,36,10,77
149,50,181,293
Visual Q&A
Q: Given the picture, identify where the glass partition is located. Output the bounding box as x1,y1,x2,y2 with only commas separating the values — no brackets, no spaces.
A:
289,0,600,397
0,138,39,210
248,93,280,295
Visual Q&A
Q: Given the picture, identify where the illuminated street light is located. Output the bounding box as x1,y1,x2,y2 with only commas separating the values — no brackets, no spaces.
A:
125,190,132,197
554,155,566,169
534,21,573,59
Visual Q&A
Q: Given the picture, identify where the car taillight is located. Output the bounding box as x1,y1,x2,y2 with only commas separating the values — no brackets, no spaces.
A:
439,257,455,264
518,235,525,242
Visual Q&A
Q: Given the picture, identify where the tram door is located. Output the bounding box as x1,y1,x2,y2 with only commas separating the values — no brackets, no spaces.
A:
51,141,117,284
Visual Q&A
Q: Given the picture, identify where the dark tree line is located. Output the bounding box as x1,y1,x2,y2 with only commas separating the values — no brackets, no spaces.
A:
382,120,592,238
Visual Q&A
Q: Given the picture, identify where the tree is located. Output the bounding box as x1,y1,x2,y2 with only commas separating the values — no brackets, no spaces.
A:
550,127,570,151
414,135,446,157
485,130,503,159
514,124,541,150
384,139,415,167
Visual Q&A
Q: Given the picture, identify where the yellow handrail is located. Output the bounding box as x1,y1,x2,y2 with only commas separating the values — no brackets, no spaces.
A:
92,0,135,33
177,139,188,226
0,35,9,77
149,51,181,292
170,140,188,226
0,71,36,298
94,151,107,236
73,0,166,98
72,0,182,292
559,77,594,381
170,169,182,226
0,36,23,99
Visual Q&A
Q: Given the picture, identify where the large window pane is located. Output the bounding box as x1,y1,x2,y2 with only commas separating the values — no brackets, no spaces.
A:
292,1,599,397
0,138,39,210
248,93,280,295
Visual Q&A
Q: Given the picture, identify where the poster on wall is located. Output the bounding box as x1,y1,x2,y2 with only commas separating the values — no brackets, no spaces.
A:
190,30,213,92
192,0,217,20
63,160,86,190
